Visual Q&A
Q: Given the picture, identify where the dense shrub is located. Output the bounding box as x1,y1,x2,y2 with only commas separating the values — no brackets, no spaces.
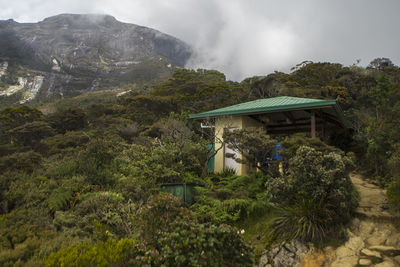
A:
0,151,42,174
77,139,118,186
387,176,400,211
46,238,136,267
41,131,91,155
47,107,87,134
53,191,133,238
8,121,55,148
0,106,43,145
156,220,253,266
192,172,271,224
47,194,254,266
268,146,358,241
387,150,400,211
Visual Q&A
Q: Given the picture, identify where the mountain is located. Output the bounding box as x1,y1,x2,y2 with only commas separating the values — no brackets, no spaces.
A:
0,14,192,107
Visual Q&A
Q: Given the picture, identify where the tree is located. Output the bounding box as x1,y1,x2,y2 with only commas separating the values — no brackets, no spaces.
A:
47,107,87,134
367,57,395,71
8,121,55,148
0,106,43,144
152,69,242,113
223,127,277,175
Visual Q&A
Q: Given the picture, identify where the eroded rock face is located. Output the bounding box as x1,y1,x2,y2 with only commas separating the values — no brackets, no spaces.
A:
0,14,193,106
258,240,309,267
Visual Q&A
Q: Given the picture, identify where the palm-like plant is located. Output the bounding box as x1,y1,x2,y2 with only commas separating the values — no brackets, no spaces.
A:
270,198,335,242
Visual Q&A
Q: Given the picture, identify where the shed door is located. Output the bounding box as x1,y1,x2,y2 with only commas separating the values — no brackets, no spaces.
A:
224,127,239,173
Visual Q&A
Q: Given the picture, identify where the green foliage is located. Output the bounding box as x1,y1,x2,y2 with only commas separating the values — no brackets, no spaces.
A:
8,121,55,149
114,137,207,201
223,127,277,175
2,59,400,264
367,57,395,70
47,188,74,213
54,191,133,238
192,172,271,224
271,198,334,242
0,151,42,174
46,238,136,267
47,107,87,134
387,149,400,211
135,194,254,266
240,73,284,100
152,69,243,113
0,106,42,129
0,106,43,145
280,134,340,159
76,139,117,186
48,194,254,266
136,194,196,242
156,220,253,267
120,95,177,126
268,146,358,242
41,130,91,155
387,176,400,212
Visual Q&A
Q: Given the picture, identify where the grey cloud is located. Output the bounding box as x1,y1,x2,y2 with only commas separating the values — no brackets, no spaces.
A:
1,0,400,80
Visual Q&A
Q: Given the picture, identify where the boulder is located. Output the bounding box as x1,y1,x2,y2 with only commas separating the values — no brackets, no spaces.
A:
358,258,372,266
345,236,364,254
257,254,269,267
335,247,355,258
368,245,400,257
366,234,387,246
374,261,396,267
330,255,358,267
358,220,375,238
263,240,309,267
393,255,400,265
360,248,382,262
385,233,400,247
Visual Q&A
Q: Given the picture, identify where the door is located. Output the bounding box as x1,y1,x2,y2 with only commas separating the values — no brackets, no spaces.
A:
224,127,239,173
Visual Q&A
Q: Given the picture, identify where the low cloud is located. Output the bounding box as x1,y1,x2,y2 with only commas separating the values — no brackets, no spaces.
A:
1,0,400,80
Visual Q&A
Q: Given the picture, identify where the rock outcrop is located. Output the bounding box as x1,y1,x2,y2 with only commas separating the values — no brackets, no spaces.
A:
0,14,192,107
257,173,400,267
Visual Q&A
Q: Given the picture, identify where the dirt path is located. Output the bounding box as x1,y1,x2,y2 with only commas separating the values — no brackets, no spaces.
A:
351,173,394,220
300,173,400,267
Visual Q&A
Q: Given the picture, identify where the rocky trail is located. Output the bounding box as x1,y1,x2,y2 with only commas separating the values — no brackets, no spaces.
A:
258,173,400,267
318,173,400,267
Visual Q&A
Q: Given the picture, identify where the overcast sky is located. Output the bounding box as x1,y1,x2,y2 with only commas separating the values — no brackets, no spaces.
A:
1,0,399,81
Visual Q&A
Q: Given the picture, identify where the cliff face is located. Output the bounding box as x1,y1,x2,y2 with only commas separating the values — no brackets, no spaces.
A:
0,14,192,107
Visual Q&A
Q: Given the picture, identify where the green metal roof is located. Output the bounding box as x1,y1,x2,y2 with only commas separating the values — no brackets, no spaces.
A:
189,96,338,119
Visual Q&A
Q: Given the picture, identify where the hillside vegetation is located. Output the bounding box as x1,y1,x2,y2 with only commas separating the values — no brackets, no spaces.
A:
0,60,399,265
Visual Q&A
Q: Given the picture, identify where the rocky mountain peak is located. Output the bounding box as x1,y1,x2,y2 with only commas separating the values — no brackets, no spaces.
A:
0,14,193,107
40,13,119,29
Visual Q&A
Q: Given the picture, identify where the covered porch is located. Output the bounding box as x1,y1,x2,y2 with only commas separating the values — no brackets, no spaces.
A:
189,96,348,175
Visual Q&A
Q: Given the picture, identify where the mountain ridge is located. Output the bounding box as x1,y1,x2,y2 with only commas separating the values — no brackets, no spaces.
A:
0,13,192,107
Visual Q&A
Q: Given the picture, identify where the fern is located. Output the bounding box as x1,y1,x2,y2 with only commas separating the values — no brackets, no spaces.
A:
47,188,74,212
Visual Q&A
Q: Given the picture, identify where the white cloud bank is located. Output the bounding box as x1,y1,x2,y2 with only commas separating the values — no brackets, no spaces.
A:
1,0,400,80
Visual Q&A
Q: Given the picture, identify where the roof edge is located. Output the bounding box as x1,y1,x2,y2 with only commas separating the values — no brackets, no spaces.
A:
189,100,337,119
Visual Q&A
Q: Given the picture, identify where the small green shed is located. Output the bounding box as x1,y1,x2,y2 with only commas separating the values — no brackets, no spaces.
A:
160,183,199,206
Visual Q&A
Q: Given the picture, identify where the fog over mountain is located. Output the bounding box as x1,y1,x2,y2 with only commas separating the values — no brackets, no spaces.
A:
0,14,191,107
1,0,400,80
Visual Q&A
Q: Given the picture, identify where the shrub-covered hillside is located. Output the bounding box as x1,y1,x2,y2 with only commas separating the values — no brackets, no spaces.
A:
0,60,399,265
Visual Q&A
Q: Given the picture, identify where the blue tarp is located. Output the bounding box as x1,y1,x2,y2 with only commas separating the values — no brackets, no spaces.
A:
272,142,283,160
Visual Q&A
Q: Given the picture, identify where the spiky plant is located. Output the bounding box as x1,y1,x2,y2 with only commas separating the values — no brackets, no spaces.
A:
270,198,335,242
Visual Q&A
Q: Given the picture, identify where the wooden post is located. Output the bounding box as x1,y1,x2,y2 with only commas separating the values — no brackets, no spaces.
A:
311,111,316,138
323,119,328,142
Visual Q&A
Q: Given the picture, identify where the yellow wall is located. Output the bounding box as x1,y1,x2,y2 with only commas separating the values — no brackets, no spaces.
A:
213,115,263,176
